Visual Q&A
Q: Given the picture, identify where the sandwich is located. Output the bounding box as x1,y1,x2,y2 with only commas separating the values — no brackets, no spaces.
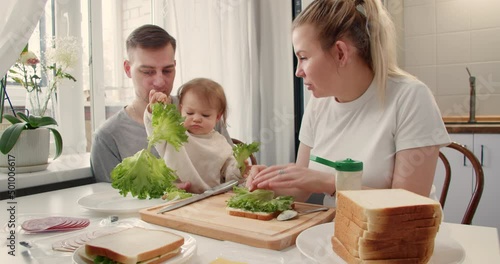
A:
226,186,294,220
78,227,184,264
332,189,442,264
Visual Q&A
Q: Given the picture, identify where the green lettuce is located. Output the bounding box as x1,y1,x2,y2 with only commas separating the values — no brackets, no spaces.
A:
111,149,180,199
162,187,193,201
226,186,294,213
93,255,118,264
233,141,260,174
147,103,188,151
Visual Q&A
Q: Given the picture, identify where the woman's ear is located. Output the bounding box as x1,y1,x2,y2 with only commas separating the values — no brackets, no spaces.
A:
331,40,350,67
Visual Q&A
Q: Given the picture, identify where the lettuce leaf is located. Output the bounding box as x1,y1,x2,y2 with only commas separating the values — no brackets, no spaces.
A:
233,141,260,174
162,187,193,201
111,149,180,199
147,103,188,151
226,186,294,213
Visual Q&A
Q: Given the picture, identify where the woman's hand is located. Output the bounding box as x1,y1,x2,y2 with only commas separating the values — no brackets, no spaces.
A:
250,164,335,194
245,165,268,190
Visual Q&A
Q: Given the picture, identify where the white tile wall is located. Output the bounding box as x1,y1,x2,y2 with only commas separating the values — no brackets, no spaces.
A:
435,0,470,33
469,62,500,95
401,0,500,116
436,32,470,64
405,35,436,66
436,64,470,95
404,3,435,36
471,29,500,62
470,0,500,29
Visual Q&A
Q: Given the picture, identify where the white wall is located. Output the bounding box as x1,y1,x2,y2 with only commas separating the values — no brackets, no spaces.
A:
401,0,500,117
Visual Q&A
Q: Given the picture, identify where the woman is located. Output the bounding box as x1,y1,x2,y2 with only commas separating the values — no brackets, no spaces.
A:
247,0,450,206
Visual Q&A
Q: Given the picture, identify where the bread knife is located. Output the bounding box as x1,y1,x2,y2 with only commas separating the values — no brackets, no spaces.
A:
157,179,239,214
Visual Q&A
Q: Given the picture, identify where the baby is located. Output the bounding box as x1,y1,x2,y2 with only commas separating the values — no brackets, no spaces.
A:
144,78,241,193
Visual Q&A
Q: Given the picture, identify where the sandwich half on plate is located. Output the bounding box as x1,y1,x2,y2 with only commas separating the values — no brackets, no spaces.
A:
78,226,184,264
226,186,294,220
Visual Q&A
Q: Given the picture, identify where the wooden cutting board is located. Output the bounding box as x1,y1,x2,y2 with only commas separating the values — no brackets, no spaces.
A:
140,192,335,250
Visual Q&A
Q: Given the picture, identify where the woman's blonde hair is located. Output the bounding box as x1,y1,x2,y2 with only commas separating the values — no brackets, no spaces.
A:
292,0,413,97
177,78,228,126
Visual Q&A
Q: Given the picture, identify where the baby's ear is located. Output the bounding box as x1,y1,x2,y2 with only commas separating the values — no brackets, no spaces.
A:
216,113,222,121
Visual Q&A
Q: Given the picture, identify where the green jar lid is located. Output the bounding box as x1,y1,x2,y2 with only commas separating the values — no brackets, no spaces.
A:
310,155,363,172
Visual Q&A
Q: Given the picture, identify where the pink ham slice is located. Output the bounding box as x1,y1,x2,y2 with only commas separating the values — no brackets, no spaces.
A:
21,217,90,232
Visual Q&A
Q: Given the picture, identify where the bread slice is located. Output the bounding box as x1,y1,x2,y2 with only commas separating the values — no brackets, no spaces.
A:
83,227,184,264
332,237,431,264
335,222,437,251
336,189,442,222
226,207,278,221
335,211,440,234
335,213,439,240
338,235,435,259
337,204,441,225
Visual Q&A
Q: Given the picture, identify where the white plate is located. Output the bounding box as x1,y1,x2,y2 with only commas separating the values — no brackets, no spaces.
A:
72,230,196,264
296,222,465,264
77,191,166,213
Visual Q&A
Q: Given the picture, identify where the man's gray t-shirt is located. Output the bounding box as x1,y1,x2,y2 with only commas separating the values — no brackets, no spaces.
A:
90,96,231,182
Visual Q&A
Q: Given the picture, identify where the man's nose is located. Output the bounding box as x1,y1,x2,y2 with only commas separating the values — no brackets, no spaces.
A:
152,72,166,87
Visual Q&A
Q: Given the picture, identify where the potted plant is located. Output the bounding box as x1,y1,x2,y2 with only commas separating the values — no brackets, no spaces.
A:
0,112,62,170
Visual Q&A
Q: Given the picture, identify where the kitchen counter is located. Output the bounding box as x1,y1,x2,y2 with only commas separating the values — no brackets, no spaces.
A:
445,123,500,133
444,116,500,133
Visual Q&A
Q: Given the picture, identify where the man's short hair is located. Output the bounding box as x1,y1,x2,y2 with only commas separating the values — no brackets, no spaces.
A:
126,24,176,52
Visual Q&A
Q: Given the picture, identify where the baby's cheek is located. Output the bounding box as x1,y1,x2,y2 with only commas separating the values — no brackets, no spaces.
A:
182,118,191,128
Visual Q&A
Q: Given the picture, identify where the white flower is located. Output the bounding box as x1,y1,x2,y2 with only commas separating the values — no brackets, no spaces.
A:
18,51,40,66
44,36,79,71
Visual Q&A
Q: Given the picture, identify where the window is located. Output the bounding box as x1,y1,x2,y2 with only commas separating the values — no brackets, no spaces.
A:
4,0,152,154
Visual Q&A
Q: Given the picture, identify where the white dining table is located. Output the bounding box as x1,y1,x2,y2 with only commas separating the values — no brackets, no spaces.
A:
1,182,499,264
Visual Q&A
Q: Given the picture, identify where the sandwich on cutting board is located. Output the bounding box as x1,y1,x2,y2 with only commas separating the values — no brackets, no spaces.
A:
225,186,295,220
78,227,184,264
332,189,442,264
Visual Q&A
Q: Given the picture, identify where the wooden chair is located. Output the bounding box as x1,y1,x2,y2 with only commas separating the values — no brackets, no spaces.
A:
438,142,484,225
231,138,257,165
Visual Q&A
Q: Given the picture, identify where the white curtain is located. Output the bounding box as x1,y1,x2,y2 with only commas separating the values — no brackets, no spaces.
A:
0,0,48,78
159,0,295,165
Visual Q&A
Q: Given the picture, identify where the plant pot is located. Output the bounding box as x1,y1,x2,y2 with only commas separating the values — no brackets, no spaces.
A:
0,128,50,172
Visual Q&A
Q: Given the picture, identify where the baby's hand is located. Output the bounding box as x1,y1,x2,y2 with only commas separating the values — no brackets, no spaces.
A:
147,90,172,113
149,90,170,104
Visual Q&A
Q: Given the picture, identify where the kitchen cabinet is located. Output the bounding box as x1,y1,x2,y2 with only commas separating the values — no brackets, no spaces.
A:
434,133,500,236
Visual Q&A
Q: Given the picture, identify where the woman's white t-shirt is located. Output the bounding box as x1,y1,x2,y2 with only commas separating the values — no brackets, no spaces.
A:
299,76,451,205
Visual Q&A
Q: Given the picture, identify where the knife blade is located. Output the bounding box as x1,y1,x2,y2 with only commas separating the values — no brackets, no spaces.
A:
157,179,239,214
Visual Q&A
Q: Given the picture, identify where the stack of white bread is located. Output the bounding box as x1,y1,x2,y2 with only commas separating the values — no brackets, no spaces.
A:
332,189,443,264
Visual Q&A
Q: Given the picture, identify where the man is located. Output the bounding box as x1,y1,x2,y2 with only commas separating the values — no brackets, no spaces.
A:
91,24,231,183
